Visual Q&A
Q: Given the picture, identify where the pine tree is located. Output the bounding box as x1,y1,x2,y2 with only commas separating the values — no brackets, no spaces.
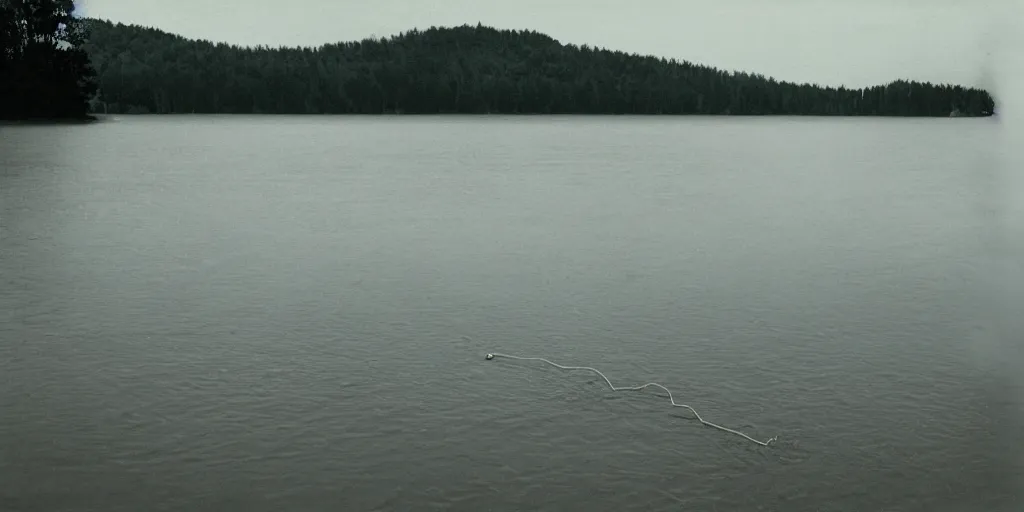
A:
0,0,98,120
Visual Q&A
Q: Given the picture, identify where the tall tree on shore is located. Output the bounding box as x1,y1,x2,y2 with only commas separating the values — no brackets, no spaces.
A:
0,0,97,120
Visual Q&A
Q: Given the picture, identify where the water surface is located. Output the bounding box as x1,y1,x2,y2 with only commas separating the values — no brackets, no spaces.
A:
1,116,1020,511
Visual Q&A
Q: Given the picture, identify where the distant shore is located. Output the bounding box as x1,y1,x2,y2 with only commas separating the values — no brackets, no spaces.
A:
82,112,994,118
82,20,996,118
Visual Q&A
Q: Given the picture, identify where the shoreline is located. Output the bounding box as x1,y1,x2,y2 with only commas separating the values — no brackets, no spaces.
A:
0,115,99,125
82,112,995,118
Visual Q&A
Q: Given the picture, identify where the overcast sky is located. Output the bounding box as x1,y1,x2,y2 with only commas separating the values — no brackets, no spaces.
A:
77,0,1020,89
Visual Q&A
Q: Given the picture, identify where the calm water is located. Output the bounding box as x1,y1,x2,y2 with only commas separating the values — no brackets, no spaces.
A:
1,116,1021,511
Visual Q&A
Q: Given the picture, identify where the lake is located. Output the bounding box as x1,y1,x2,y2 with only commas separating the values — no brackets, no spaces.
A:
1,116,1021,511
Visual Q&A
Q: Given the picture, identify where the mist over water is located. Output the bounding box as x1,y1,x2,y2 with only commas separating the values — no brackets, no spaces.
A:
984,1,1024,497
995,4,1023,402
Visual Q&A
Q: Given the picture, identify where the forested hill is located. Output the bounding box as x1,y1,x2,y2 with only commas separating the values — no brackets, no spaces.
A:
82,19,995,117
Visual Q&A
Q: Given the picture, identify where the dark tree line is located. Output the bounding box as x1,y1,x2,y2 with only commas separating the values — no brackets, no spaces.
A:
0,0,97,120
82,19,995,117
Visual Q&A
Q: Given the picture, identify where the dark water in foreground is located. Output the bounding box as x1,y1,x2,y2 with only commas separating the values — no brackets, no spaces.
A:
1,116,1021,511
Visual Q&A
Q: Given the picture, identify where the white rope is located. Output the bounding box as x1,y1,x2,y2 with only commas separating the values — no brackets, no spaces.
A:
486,352,778,447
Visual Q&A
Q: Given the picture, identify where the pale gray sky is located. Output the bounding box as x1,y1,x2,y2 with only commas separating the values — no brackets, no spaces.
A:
78,0,1019,89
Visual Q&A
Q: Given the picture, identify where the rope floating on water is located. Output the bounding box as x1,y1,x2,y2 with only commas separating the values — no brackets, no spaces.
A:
486,352,778,447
